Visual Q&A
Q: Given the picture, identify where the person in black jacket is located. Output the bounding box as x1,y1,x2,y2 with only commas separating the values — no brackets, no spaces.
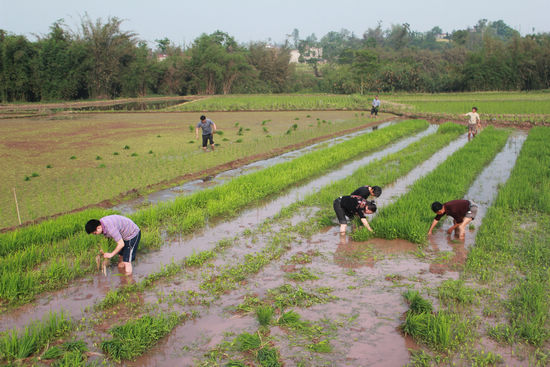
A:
333,195,377,233
351,185,381,200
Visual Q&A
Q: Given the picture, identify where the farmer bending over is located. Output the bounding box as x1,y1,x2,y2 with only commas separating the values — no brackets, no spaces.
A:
85,215,141,275
333,195,377,233
428,200,478,239
351,185,382,200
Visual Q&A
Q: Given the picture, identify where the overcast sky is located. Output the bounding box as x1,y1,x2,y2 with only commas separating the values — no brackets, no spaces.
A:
1,0,549,47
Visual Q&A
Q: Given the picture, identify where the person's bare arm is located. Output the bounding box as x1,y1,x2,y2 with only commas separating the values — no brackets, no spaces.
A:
104,239,124,259
212,122,217,133
195,127,200,139
360,218,373,232
428,219,439,235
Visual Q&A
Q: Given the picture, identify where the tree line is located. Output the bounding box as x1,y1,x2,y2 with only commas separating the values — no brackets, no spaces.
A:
1,16,549,102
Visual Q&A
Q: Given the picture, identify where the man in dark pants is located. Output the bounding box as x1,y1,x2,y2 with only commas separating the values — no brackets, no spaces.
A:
351,185,382,200
85,215,141,275
333,195,377,233
428,200,479,239
195,115,217,151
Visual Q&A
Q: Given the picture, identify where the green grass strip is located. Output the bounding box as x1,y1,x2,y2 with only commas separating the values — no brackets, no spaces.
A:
131,119,429,232
354,126,510,243
0,208,115,257
94,122,464,311
171,94,372,112
0,121,426,308
465,127,550,346
0,310,72,363
101,312,184,362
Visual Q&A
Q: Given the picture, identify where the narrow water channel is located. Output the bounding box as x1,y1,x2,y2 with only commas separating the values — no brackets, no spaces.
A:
131,131,527,367
113,120,397,213
0,123,426,332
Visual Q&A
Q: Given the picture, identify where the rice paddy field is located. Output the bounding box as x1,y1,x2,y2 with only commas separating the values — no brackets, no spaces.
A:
0,94,549,367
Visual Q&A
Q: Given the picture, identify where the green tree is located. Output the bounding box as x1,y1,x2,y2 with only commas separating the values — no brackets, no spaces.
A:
0,33,39,102
78,14,137,98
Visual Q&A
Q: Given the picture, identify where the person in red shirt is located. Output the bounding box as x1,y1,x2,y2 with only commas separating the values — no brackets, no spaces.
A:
428,200,478,239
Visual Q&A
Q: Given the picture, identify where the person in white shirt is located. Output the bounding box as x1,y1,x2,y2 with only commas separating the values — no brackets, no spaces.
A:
464,107,481,141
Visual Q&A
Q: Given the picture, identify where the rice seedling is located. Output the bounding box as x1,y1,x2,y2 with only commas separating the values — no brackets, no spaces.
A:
235,332,261,351
437,279,476,306
403,290,433,314
40,345,64,359
284,267,319,282
256,346,281,367
255,305,274,326
101,312,183,362
46,164,52,168
52,350,86,367
0,310,72,363
354,126,510,243
402,311,452,350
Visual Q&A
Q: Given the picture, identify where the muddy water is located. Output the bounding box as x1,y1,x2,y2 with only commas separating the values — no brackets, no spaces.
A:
0,124,430,332
429,130,527,254
113,120,397,213
125,132,528,366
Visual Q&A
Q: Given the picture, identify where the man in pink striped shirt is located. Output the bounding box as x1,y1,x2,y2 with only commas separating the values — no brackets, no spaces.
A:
86,215,141,275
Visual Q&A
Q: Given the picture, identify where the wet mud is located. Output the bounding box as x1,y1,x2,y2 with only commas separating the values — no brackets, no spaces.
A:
112,120,397,213
0,123,429,332
0,129,528,366
427,130,526,273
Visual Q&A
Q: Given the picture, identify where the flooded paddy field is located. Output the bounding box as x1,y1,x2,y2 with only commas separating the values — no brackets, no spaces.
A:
0,117,545,367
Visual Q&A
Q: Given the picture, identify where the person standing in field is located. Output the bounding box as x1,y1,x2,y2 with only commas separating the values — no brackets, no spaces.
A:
195,115,217,151
464,107,481,141
370,96,381,118
428,200,478,240
85,215,141,275
333,195,377,233
351,185,382,200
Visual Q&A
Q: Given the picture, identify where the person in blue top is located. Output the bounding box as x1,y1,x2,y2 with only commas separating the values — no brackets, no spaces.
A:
370,96,380,118
195,115,217,151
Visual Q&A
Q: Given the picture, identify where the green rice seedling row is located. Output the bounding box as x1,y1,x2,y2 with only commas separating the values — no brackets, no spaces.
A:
353,127,510,243
0,120,427,309
463,127,550,347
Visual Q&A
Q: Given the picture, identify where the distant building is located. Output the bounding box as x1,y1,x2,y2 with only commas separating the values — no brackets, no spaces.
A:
436,33,450,42
289,50,300,63
156,53,168,62
289,47,324,64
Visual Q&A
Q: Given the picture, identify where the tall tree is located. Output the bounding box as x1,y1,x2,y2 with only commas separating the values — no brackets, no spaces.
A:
78,14,137,98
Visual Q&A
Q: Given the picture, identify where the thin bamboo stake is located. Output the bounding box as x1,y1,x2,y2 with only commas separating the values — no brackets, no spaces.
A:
13,188,21,225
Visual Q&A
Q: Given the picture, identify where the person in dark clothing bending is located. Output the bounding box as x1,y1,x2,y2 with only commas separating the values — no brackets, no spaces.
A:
428,200,479,239
351,185,382,200
333,195,377,233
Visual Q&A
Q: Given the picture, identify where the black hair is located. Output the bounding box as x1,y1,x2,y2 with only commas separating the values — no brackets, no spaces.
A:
431,201,443,213
372,186,382,197
85,219,101,234
472,107,478,111
366,200,377,213
200,115,206,120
